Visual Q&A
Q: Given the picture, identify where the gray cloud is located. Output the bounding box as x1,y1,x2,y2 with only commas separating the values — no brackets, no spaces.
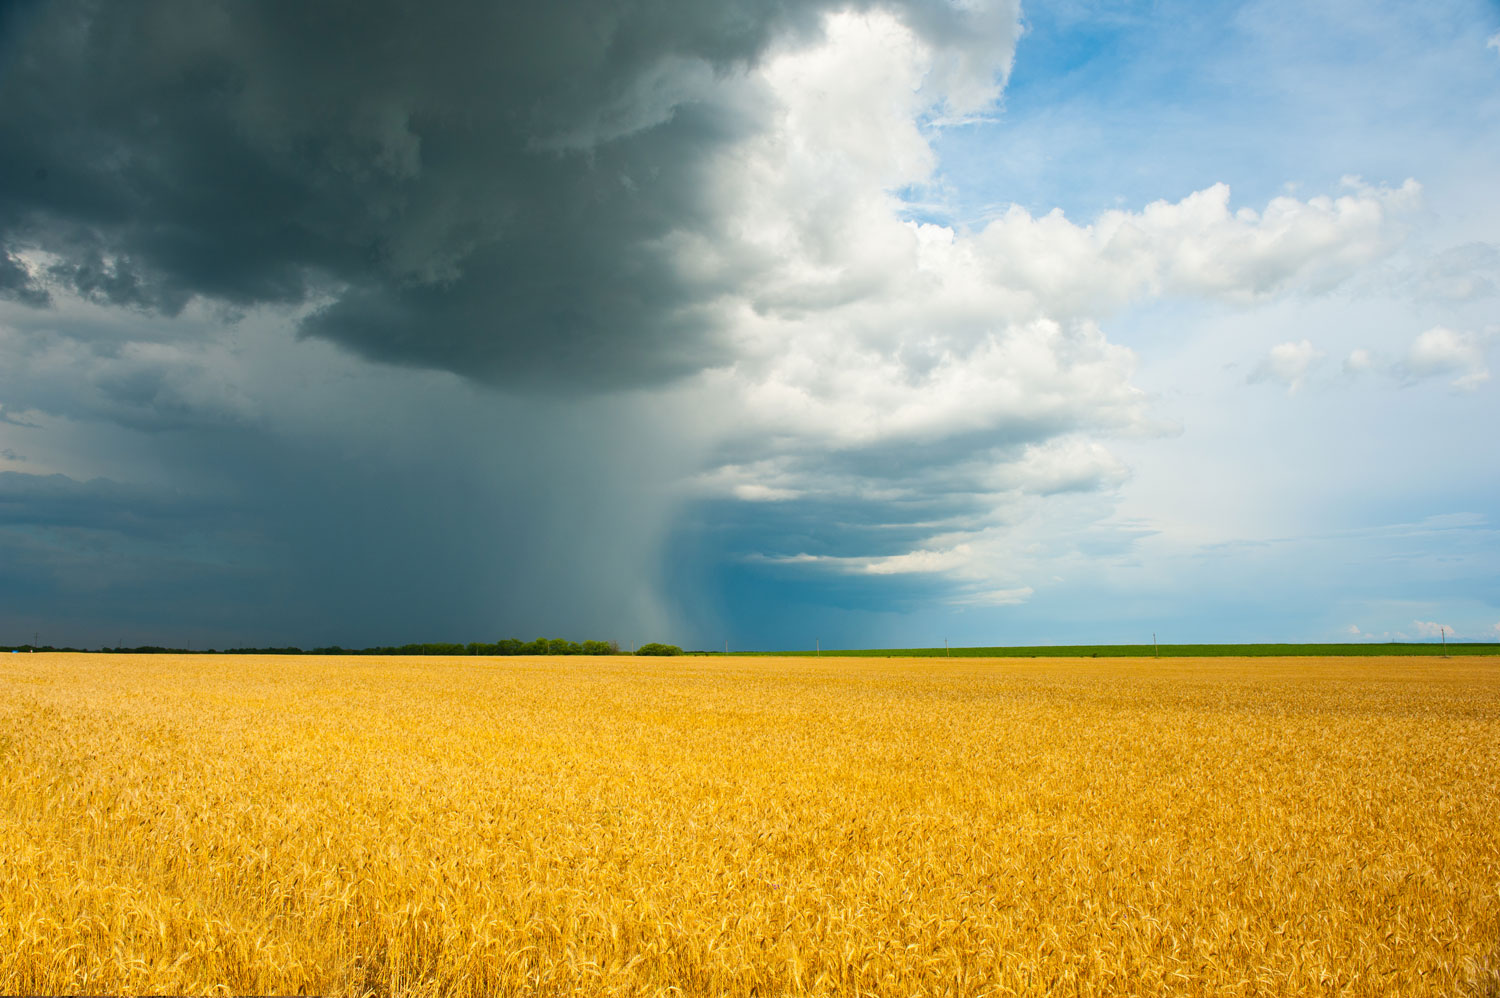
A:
0,470,219,528
0,468,271,646
0,0,1013,389
0,295,700,648
0,250,48,306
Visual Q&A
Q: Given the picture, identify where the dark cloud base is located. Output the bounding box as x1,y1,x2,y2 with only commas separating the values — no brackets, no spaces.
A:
0,0,999,389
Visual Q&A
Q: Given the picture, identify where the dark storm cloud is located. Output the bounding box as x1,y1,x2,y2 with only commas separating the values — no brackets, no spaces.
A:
0,470,228,533
0,0,1039,651
686,493,982,562
0,469,271,646
661,488,998,647
0,0,995,388
662,516,975,652
0,298,700,648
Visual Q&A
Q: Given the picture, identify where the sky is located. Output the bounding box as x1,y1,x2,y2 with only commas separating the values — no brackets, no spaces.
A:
1,0,1497,650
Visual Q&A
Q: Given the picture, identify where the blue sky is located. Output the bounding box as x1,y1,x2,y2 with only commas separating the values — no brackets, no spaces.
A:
1,0,1497,649
946,0,1500,218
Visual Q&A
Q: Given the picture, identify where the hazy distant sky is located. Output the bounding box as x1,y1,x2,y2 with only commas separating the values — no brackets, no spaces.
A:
1,0,1497,649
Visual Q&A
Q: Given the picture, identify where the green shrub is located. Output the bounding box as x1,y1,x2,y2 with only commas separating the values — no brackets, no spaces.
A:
635,643,683,656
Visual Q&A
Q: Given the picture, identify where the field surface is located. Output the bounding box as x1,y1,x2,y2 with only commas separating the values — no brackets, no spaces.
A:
2,653,1498,997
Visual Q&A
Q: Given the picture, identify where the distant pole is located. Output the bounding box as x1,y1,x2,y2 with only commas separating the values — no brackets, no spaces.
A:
1442,627,1448,658
945,637,949,657
1154,633,1158,658
816,638,820,656
725,639,729,655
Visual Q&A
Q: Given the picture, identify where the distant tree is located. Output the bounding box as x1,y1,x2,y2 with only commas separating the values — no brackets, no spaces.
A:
580,640,612,655
496,638,524,655
635,643,683,656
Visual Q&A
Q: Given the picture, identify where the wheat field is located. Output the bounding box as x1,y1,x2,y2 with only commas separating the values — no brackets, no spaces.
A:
1,652,1497,996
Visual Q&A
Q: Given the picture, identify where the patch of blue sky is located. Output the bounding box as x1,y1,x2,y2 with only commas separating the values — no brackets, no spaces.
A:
927,0,1500,227
891,181,958,227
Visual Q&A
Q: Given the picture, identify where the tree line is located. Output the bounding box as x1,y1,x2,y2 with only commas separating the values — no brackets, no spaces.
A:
5,638,686,656
292,638,626,656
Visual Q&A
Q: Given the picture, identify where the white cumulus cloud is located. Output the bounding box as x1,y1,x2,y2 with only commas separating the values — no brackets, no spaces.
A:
755,544,977,576
1400,327,1492,390
1412,619,1455,638
950,586,1035,606
1343,348,1375,375
999,438,1132,495
666,8,1424,597
1250,339,1323,392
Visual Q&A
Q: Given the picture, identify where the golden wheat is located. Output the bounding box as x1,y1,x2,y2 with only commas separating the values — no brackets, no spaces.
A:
1,653,1497,996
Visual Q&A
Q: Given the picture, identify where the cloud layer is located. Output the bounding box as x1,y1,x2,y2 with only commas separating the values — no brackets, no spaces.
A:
0,0,1020,388
1,0,1496,647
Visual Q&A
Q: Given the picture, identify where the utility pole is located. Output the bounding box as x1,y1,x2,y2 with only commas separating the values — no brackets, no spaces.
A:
945,637,949,657
1153,633,1158,659
725,639,729,655
816,637,820,657
1442,626,1449,658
